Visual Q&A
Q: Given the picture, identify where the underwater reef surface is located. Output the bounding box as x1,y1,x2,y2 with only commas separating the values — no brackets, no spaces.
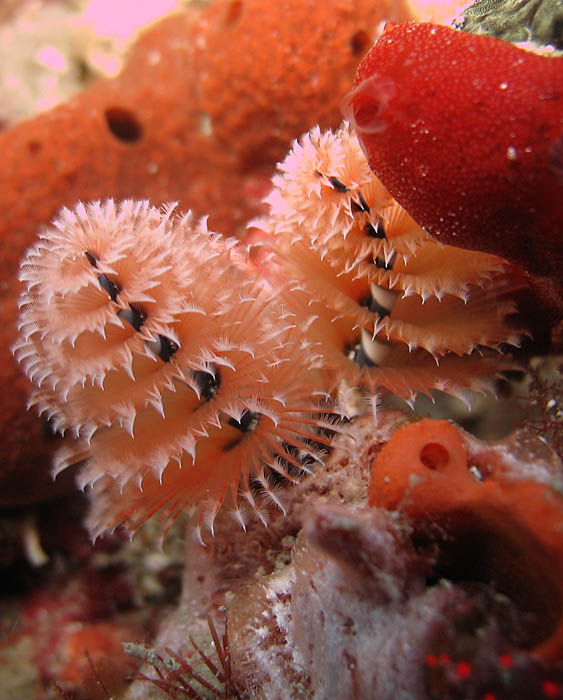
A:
125,412,563,700
0,1,562,698
457,0,563,48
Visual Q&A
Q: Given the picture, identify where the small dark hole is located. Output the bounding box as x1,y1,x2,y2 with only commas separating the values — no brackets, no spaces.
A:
28,140,42,156
349,29,371,56
105,107,143,143
63,171,78,187
354,100,382,130
420,442,450,470
225,0,243,25
416,516,562,649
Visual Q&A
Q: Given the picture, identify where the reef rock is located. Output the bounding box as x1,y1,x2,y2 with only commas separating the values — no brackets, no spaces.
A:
226,417,563,699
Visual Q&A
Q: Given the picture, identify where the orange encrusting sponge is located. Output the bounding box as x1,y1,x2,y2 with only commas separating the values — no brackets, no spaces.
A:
368,419,563,661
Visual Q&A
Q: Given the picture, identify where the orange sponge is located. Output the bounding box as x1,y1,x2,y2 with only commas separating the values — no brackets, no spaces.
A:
368,418,563,661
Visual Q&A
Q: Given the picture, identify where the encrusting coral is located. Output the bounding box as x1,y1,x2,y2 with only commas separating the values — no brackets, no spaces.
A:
457,0,563,48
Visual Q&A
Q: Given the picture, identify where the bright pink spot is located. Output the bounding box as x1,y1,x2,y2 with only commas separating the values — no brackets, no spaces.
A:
456,661,471,679
542,680,560,698
82,0,177,40
36,47,68,73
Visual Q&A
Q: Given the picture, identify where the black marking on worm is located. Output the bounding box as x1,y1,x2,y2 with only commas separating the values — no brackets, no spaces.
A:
224,410,261,451
98,274,121,301
41,416,60,441
117,304,146,331
84,250,98,268
357,191,370,213
354,342,379,368
151,334,179,362
345,340,359,361
228,410,260,433
365,219,386,239
351,191,370,215
193,366,221,401
327,175,348,192
374,250,397,271
362,295,391,318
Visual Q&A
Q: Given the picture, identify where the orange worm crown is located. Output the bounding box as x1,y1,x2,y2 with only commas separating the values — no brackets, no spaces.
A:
251,122,525,405
14,125,527,541
14,199,342,542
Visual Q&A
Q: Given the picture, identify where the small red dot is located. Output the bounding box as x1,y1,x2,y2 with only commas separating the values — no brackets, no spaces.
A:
483,694,497,700
426,654,438,667
542,680,559,698
457,661,472,679
498,653,513,669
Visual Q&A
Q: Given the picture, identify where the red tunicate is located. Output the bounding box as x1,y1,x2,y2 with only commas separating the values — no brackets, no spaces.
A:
347,22,563,342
